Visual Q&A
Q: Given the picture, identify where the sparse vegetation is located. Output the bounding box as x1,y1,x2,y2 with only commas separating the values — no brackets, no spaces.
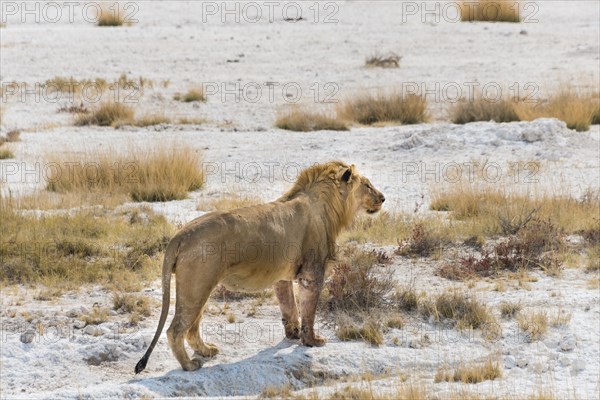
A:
392,285,420,312
396,222,446,257
365,52,401,68
549,307,572,327
337,92,428,125
450,97,520,124
112,293,152,320
435,357,502,384
0,198,173,286
516,88,599,131
82,307,110,325
499,301,522,318
276,108,348,132
419,290,494,329
74,101,134,127
46,146,204,202
97,4,128,26
336,315,384,345
131,113,171,127
326,246,396,312
517,309,548,341
460,0,521,23
197,195,262,212
174,87,206,103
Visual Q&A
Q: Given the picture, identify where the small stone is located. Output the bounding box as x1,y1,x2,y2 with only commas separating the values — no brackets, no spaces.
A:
505,355,516,369
559,354,572,367
73,320,86,329
84,325,105,337
559,334,577,352
20,331,35,344
533,360,548,373
571,359,585,374
516,357,529,368
108,310,118,317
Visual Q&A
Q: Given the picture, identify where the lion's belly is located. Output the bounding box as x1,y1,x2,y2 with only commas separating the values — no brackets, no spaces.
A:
221,262,296,292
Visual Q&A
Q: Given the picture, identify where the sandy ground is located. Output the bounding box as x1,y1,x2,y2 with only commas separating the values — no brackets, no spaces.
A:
1,1,599,399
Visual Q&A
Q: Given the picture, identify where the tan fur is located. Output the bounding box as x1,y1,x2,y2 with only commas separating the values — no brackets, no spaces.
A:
135,161,385,373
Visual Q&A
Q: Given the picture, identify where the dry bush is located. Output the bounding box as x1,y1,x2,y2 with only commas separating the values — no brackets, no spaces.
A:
97,4,128,26
419,290,494,329
173,87,206,103
326,246,396,312
586,246,600,273
516,89,599,131
392,285,420,312
337,92,428,125
499,301,522,318
439,219,564,280
460,0,521,22
396,222,446,257
435,357,502,384
74,102,134,127
275,108,348,131
365,52,401,68
112,293,152,316
450,97,520,124
0,198,173,286
517,309,548,341
46,146,204,202
336,316,384,345
81,307,110,325
33,287,64,301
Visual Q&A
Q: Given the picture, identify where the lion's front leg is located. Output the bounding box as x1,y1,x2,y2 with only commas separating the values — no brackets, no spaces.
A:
297,268,326,347
274,280,300,340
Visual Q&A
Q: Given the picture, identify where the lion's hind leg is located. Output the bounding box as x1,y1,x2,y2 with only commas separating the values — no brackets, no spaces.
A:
166,314,202,371
186,305,219,358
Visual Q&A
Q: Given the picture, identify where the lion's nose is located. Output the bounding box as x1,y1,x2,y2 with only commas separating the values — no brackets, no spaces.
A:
380,195,386,203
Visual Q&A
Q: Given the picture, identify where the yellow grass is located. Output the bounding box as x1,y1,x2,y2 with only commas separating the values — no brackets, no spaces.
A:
337,92,428,125
74,102,134,127
450,97,520,124
517,310,548,341
516,89,599,131
276,108,349,131
174,87,206,102
461,0,521,22
420,289,494,329
97,4,128,27
435,357,502,383
197,195,262,212
46,146,204,202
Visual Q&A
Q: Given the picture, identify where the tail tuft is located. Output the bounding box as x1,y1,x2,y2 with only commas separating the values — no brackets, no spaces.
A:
135,357,148,374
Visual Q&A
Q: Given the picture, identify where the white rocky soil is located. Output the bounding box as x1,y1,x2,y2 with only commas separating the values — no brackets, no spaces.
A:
1,1,599,399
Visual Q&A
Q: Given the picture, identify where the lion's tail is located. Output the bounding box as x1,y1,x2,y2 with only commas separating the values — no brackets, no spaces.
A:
134,238,180,374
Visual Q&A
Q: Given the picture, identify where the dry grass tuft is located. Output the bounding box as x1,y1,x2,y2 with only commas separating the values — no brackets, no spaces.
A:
450,97,520,124
337,92,428,125
174,87,206,103
74,102,134,127
435,357,502,384
259,384,293,399
392,285,420,312
516,89,599,131
460,0,521,22
82,307,110,325
0,148,14,159
112,293,152,320
5,129,20,142
97,4,128,27
326,246,396,312
420,290,494,329
365,52,401,68
499,301,522,318
396,222,446,257
336,315,384,346
275,108,348,131
47,146,204,202
549,307,572,327
130,114,171,127
517,309,548,341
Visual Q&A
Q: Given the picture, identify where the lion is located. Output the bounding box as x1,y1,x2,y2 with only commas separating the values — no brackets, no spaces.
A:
135,161,385,373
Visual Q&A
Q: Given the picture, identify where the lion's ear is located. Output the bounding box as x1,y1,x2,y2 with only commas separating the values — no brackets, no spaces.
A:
341,168,352,183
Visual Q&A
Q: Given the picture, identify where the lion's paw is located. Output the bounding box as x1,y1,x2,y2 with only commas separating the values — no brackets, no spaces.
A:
301,334,326,347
